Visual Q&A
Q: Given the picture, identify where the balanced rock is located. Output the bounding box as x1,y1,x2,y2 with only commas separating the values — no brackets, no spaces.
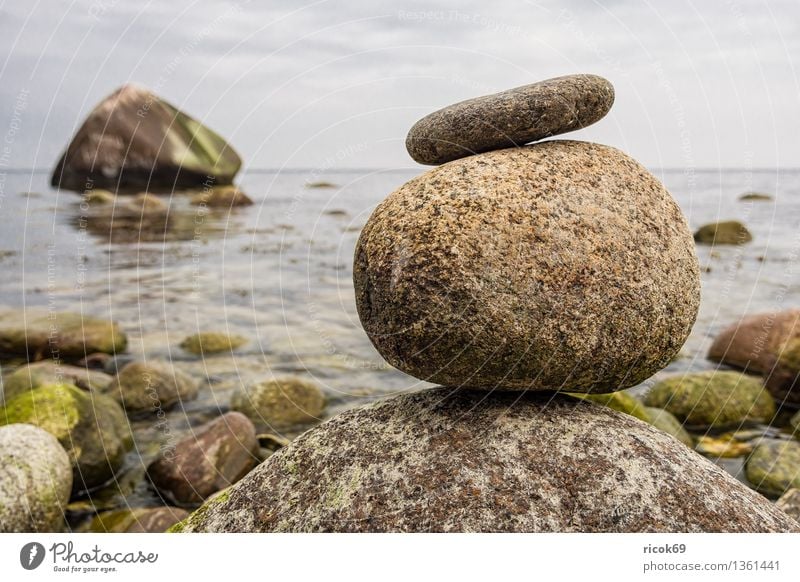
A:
147,412,258,505
745,440,800,497
406,74,614,165
354,141,700,392
105,361,198,414
0,384,131,491
708,310,800,407
0,310,127,360
51,84,241,191
0,424,72,532
171,388,798,532
2,360,112,403
693,220,752,245
83,507,189,533
644,371,775,429
231,376,326,429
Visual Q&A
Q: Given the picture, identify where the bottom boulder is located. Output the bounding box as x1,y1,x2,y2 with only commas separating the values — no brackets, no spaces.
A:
172,388,798,533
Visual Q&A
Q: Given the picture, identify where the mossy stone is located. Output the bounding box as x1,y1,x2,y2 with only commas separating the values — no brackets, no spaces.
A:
745,440,800,497
82,507,189,533
189,186,252,208
573,391,650,421
231,376,326,429
693,221,753,245
104,361,198,414
738,192,773,201
0,310,127,359
2,361,112,403
644,407,693,447
0,423,72,532
644,371,775,428
0,383,132,491
179,332,248,355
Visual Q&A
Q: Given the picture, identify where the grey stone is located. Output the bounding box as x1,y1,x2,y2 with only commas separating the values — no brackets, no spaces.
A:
406,74,614,165
172,388,798,533
0,423,72,532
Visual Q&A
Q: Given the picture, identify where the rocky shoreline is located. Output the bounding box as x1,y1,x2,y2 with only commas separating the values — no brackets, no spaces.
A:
1,76,799,533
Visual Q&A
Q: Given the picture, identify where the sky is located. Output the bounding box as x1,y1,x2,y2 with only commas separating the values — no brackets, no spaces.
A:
0,0,798,171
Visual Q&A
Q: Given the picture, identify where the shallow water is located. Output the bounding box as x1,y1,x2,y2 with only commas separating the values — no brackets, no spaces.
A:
1,166,798,518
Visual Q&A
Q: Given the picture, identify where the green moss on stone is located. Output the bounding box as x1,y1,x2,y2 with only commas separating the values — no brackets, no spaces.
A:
643,406,693,447
179,332,248,355
745,440,800,497
573,391,650,422
644,371,775,428
168,489,231,533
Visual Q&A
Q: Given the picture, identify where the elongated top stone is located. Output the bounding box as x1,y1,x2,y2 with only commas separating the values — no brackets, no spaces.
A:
406,74,614,165
51,84,241,191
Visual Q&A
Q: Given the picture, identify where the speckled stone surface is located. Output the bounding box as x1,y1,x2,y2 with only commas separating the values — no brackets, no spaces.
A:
0,423,72,532
354,141,700,392
172,388,798,533
406,74,614,165
147,412,258,505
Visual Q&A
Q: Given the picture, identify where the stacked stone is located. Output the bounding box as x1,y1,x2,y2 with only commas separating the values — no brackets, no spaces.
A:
355,74,700,393
173,75,800,533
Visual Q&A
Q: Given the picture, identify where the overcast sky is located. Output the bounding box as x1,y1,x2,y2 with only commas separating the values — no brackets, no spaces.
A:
0,0,798,171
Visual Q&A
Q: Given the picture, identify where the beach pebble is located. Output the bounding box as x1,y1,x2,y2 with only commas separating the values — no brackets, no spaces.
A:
82,507,189,533
172,388,798,532
0,384,131,492
644,371,775,429
406,74,614,165
232,376,326,429
0,310,127,360
180,332,248,355
104,361,198,414
745,440,800,497
1,360,112,403
147,412,258,505
693,220,752,245
708,310,800,407
190,185,253,207
0,424,72,532
354,141,700,392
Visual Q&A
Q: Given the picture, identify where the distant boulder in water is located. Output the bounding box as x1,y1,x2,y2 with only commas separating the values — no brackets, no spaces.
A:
51,84,241,192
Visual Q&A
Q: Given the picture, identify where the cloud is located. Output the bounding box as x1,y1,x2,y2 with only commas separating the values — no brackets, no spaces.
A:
0,0,798,170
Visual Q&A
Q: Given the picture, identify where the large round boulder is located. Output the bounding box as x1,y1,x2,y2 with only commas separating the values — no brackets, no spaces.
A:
0,424,72,532
51,84,241,191
406,74,614,165
104,361,198,415
354,141,700,392
0,383,132,491
171,388,797,533
147,412,258,505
